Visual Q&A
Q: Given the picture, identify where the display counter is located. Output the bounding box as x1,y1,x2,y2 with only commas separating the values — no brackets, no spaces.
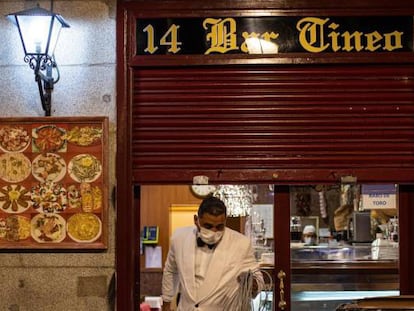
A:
291,244,399,291
290,244,399,311
292,261,398,292
255,244,399,311
291,242,398,262
259,260,398,291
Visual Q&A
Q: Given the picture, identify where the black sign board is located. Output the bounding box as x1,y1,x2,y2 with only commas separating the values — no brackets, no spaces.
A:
136,16,413,55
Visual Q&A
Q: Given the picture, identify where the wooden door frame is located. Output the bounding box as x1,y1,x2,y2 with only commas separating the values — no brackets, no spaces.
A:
398,185,414,294
116,1,414,310
274,186,291,310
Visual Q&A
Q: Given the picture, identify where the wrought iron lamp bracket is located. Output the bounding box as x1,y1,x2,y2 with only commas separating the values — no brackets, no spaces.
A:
24,54,58,116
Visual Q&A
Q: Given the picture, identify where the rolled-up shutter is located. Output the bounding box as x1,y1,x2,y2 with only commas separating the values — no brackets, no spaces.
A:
131,64,414,183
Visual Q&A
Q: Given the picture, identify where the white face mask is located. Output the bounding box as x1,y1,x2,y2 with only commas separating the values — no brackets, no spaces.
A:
304,237,315,245
199,227,224,245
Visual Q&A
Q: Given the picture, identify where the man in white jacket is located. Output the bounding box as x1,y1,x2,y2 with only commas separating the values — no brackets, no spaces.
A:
162,196,263,311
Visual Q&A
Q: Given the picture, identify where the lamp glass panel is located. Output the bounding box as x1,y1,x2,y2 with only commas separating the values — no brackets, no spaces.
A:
48,18,63,55
17,15,54,55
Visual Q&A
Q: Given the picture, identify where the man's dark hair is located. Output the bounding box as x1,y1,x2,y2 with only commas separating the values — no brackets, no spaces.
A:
198,195,227,217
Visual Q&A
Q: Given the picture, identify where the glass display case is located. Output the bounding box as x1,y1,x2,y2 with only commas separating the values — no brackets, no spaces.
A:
289,184,399,311
291,245,399,311
291,242,398,262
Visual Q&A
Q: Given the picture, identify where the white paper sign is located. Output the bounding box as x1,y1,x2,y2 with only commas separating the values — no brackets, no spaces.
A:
145,246,162,268
361,184,397,210
251,204,274,239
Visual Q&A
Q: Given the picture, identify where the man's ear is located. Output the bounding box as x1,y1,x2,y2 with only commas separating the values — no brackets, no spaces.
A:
193,215,198,225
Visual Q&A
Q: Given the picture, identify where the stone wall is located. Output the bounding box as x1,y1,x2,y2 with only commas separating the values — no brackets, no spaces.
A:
0,1,116,310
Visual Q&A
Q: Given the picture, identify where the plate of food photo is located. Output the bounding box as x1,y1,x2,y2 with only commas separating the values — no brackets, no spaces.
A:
0,184,31,213
31,182,68,213
0,215,31,242
32,125,66,153
31,213,66,243
67,212,102,243
66,126,103,147
0,125,31,153
32,153,67,183
68,154,102,183
0,152,31,183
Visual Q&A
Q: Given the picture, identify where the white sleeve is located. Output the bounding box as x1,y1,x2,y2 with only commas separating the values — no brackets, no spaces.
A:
161,238,179,302
242,240,265,293
247,244,265,293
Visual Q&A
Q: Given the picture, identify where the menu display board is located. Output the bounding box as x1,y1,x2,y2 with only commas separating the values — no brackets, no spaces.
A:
0,117,108,250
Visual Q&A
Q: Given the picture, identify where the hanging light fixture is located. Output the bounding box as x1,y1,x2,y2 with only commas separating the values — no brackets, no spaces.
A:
6,3,70,116
213,185,256,217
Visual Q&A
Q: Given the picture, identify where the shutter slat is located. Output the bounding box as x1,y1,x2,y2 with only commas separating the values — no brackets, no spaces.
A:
131,65,414,175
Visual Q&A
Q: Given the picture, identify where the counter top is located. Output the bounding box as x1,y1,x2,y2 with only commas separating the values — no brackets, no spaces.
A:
260,259,398,274
291,243,398,262
291,260,398,273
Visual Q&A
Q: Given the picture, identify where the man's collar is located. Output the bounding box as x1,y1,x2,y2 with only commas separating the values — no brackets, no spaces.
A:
196,237,216,249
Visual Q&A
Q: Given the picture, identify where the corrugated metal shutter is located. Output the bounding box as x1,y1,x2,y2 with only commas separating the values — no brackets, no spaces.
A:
131,64,414,182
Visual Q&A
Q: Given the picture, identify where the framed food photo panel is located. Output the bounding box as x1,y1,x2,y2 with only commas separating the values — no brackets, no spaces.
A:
0,117,108,250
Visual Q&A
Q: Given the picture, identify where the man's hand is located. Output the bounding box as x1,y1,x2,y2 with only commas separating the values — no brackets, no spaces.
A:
162,301,171,311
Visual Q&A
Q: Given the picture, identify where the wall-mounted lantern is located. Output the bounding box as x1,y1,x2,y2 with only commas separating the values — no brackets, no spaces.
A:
6,4,70,116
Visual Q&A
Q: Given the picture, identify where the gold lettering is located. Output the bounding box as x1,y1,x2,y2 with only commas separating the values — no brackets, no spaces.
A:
365,31,383,51
142,24,182,54
298,17,405,53
383,31,403,51
297,17,330,53
159,24,182,53
341,31,364,52
327,23,340,52
262,32,280,42
203,18,238,54
143,24,158,54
